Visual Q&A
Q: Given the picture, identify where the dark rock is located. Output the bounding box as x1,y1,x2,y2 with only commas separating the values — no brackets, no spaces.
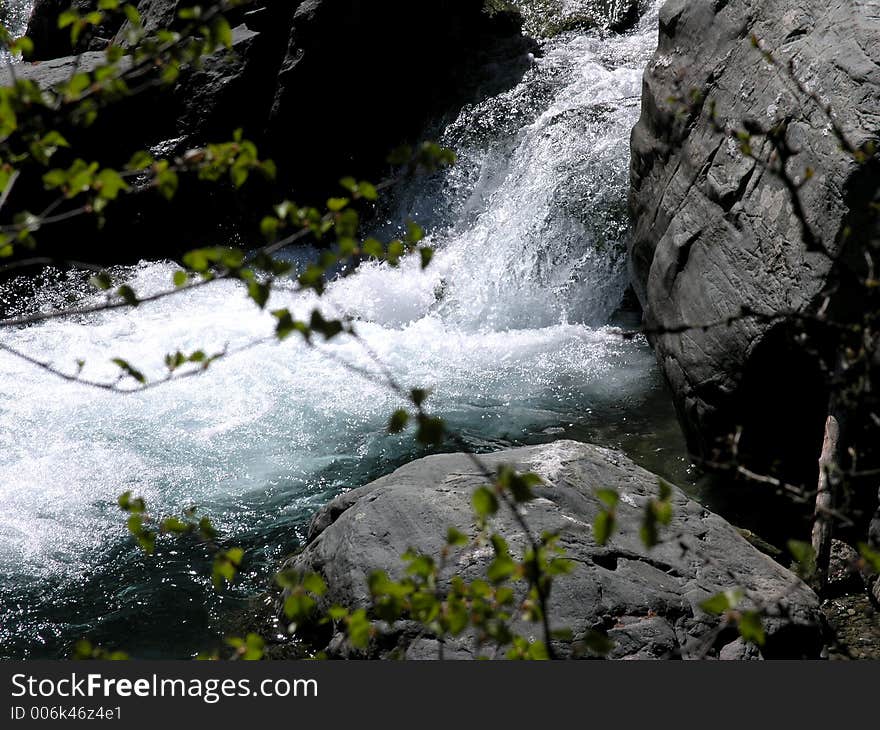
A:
283,440,824,659
0,50,121,87
0,27,261,265
26,0,124,59
26,0,222,59
628,0,880,480
265,0,535,194
9,0,533,263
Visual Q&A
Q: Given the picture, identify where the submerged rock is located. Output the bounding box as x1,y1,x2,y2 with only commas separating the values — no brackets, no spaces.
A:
284,440,823,659
628,0,880,479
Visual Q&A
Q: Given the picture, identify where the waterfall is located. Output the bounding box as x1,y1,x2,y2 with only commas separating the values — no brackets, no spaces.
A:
0,3,677,657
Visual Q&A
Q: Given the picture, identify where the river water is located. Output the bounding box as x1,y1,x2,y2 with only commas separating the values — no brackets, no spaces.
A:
0,3,692,658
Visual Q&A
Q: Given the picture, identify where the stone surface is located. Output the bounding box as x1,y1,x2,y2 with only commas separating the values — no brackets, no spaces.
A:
284,440,824,659
628,0,880,477
827,539,863,595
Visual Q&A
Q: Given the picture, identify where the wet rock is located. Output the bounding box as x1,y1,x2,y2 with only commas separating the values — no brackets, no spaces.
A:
284,440,824,659
25,0,118,58
719,636,763,660
10,0,533,261
628,0,880,480
828,539,863,595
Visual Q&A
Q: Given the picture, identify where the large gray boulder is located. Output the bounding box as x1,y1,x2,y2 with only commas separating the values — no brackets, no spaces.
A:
284,441,824,659
629,0,880,477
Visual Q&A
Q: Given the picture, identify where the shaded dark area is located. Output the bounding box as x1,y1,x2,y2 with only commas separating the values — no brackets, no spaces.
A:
735,325,828,488
4,0,537,270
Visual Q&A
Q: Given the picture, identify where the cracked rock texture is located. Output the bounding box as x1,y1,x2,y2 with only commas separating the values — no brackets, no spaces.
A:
284,441,823,659
629,0,880,472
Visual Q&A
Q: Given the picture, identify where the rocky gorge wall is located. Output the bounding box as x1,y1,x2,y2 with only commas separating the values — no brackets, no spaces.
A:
629,0,880,484
8,0,535,260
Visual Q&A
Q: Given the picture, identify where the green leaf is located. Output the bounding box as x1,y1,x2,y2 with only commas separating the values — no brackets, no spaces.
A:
117,491,145,513
858,543,880,573
58,10,79,29
328,606,348,621
326,197,349,212
346,609,371,650
247,281,270,309
198,517,218,542
123,4,141,25
551,628,574,642
301,573,327,596
410,388,429,407
260,216,280,239
156,168,178,200
501,469,541,503
283,593,316,623
111,358,146,384
446,527,468,547
10,36,34,58
657,478,673,501
415,414,444,445
128,151,153,170
272,309,303,341
309,311,343,340
596,488,620,510
213,547,244,588
357,181,378,201
405,221,425,245
787,540,817,580
487,554,516,583
700,589,743,615
472,487,499,520
593,511,615,546
95,168,129,200
89,271,112,290
116,285,138,306
580,630,615,657
212,16,233,49
387,409,409,434
160,517,191,534
361,237,383,259
738,611,766,646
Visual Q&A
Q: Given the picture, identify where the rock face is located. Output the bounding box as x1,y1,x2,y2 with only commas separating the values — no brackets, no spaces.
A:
11,0,534,261
26,0,217,59
629,0,880,477
285,441,823,659
23,0,533,185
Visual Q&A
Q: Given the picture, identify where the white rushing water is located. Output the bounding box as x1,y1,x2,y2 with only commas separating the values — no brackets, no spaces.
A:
0,5,672,657
0,0,32,63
